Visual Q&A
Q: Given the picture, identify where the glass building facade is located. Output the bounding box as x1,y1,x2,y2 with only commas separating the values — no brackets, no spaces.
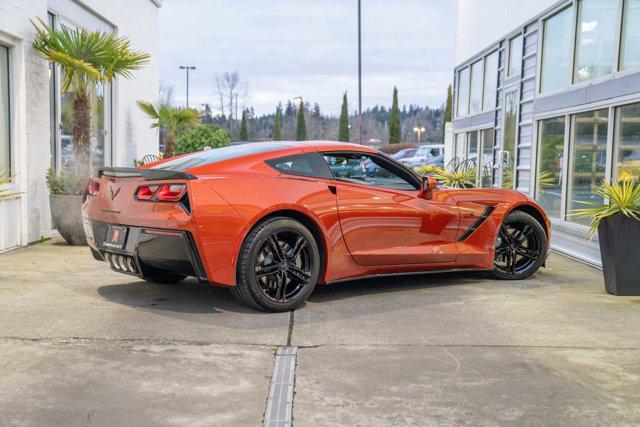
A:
452,0,640,267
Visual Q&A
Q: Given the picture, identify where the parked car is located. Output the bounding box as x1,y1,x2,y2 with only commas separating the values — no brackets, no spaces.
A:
83,141,550,312
401,144,445,168
365,147,417,176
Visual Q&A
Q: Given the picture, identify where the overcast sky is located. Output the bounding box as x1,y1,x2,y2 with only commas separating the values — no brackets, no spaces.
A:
159,0,458,116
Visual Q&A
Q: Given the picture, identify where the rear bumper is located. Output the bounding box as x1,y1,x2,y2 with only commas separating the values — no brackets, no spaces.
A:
84,219,208,282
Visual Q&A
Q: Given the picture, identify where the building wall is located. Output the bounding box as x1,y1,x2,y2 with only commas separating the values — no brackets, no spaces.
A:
456,0,558,63
452,0,640,267
0,0,160,251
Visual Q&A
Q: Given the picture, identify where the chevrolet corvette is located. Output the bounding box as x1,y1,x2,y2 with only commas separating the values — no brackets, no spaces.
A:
82,141,550,312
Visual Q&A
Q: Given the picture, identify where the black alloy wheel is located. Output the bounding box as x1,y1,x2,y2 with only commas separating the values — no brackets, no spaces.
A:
231,217,320,312
254,230,313,303
491,210,547,280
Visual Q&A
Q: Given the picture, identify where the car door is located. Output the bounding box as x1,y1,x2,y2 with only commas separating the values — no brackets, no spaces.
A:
323,152,460,266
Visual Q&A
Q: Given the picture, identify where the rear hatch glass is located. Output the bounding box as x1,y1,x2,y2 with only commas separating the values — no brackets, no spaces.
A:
151,143,290,171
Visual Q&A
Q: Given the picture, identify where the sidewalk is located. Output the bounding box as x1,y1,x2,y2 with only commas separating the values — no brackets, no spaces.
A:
1,239,639,425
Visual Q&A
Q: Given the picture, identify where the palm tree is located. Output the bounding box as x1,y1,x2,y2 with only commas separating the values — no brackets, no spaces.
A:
136,100,200,156
31,18,149,178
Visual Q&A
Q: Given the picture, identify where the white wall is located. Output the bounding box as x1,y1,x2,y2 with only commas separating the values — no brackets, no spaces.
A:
456,0,559,64
0,0,159,251
81,0,160,166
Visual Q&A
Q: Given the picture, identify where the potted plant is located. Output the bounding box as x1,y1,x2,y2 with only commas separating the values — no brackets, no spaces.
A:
573,175,640,295
46,168,86,245
31,18,149,244
433,167,477,189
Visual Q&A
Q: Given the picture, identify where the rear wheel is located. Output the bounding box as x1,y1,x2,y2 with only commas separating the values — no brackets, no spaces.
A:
230,217,320,312
490,210,547,280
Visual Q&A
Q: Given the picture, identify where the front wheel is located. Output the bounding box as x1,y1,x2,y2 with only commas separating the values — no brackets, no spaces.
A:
490,210,547,280
230,217,320,312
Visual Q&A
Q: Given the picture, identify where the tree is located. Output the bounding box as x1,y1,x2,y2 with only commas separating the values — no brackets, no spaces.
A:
442,84,452,141
137,100,200,156
339,92,350,142
389,87,401,144
214,71,248,130
239,109,248,141
31,18,149,178
273,105,282,141
174,124,231,155
296,102,307,141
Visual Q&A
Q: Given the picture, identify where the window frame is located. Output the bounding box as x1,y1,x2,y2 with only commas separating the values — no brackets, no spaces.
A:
618,0,640,72
265,152,334,180
573,0,621,85
539,5,576,94
507,33,524,78
321,150,421,192
0,43,11,178
482,50,499,111
469,59,484,115
455,66,471,118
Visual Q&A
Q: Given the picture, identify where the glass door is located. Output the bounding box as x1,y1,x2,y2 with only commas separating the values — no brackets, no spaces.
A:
501,90,519,189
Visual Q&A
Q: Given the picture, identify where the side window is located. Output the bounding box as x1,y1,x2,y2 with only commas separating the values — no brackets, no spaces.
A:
265,152,333,179
323,153,419,191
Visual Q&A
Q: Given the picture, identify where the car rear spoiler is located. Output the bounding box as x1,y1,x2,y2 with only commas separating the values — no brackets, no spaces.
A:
98,167,198,181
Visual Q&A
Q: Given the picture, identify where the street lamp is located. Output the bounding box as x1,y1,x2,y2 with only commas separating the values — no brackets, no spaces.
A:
293,96,302,108
357,0,362,145
413,126,426,145
179,65,196,108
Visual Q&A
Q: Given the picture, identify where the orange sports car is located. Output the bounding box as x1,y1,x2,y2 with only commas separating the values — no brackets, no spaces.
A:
82,141,550,312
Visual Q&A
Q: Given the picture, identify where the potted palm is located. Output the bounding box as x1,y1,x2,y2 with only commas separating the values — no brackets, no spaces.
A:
573,175,640,295
31,18,149,244
136,100,199,156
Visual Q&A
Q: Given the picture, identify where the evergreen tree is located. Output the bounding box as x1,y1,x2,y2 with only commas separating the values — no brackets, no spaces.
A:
339,92,350,142
389,87,401,144
239,109,248,141
273,105,282,141
296,102,307,141
442,84,452,140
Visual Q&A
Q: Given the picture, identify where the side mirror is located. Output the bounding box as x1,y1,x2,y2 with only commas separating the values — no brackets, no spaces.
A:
419,176,438,199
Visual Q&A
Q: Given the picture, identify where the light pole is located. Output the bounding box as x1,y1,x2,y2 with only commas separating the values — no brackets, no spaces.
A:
357,0,363,145
179,65,196,108
413,126,426,145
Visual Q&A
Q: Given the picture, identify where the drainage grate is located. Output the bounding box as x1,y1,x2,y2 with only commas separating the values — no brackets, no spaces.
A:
263,346,297,427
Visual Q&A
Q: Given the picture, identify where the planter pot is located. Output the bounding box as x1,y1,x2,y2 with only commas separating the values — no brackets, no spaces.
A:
597,213,640,296
49,194,87,245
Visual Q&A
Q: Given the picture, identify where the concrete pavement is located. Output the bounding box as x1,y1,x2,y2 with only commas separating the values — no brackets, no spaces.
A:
1,239,639,425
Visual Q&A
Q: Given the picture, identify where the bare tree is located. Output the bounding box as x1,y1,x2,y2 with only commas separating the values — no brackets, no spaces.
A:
215,71,244,120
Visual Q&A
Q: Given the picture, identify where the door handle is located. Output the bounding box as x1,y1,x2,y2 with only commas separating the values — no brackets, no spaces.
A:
328,185,337,195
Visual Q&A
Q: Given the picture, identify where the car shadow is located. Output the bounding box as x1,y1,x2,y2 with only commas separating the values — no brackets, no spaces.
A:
309,270,492,303
97,278,258,315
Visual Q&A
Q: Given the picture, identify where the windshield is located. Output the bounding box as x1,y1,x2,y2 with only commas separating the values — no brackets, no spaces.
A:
151,143,290,171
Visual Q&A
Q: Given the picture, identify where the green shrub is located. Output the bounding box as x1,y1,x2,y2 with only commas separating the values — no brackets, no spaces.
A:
46,167,84,195
174,124,231,155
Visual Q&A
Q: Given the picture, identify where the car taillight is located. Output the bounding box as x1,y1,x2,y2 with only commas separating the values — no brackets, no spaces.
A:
156,184,187,202
136,185,159,201
87,180,100,196
135,183,187,203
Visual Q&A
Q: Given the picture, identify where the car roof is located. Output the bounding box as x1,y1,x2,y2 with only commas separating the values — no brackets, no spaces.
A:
146,141,380,174
277,140,378,152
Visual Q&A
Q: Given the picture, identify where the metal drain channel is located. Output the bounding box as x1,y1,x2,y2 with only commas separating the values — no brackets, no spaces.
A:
263,346,297,426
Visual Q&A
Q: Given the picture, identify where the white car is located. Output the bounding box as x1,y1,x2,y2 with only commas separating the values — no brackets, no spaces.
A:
401,144,445,168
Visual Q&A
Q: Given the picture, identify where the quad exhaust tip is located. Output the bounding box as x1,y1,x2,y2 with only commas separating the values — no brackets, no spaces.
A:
105,253,137,273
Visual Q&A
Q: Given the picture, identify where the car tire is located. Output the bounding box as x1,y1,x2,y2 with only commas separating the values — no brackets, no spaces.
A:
490,210,547,280
142,272,187,284
231,217,320,312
